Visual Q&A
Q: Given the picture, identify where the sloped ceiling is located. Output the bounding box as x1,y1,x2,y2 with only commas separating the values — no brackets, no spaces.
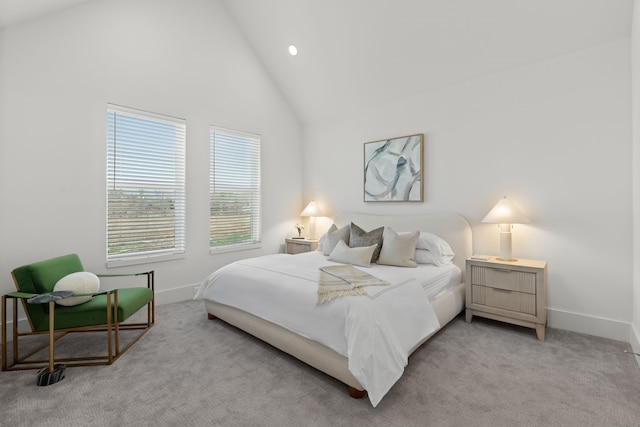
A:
0,0,94,28
223,0,633,124
0,0,633,125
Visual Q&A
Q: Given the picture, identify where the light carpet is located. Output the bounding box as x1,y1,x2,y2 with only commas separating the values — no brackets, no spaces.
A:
1,300,640,427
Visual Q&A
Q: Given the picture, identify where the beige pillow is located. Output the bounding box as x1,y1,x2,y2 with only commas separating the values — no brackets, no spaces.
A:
378,228,419,267
328,240,377,268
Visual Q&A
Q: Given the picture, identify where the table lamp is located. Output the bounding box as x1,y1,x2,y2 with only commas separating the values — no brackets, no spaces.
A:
300,200,323,239
482,196,529,262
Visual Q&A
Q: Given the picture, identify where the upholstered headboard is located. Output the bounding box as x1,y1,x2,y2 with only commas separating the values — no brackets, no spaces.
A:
333,212,472,282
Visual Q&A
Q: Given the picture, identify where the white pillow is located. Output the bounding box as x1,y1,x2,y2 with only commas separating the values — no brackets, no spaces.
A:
328,240,376,268
317,231,327,251
414,249,440,265
377,228,419,268
53,272,100,306
400,231,455,265
322,224,350,256
418,233,455,265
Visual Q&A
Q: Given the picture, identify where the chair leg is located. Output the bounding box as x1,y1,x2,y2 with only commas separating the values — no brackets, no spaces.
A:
2,296,7,371
12,298,18,366
149,271,155,325
114,290,120,356
48,301,55,373
35,300,66,386
106,292,113,364
3,297,24,370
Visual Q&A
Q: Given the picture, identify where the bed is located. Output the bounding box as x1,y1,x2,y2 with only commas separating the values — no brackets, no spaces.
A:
195,212,472,406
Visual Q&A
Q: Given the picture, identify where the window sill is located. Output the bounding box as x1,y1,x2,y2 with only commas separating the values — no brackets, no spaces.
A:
210,242,261,255
106,252,185,268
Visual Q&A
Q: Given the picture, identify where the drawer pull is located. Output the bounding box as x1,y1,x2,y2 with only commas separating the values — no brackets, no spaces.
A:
493,268,513,273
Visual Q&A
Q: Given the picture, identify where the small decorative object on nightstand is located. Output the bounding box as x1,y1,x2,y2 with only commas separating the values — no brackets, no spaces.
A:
285,238,318,254
466,256,548,341
293,223,305,239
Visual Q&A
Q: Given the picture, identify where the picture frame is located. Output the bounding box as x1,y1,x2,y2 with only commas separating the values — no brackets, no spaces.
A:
363,133,424,202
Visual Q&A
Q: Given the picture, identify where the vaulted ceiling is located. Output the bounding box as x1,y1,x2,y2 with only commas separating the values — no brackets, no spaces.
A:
223,0,633,124
1,0,634,125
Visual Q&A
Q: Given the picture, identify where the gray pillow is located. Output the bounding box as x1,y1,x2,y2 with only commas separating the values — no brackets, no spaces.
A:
349,222,384,262
322,224,351,256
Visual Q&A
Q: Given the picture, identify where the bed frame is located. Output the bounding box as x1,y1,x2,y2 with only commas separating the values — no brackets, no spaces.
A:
204,212,472,398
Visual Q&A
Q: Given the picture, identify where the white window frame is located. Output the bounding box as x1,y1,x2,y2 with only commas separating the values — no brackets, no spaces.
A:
209,126,261,254
106,104,186,267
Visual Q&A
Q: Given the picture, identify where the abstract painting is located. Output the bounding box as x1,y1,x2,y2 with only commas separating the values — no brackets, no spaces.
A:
364,134,424,202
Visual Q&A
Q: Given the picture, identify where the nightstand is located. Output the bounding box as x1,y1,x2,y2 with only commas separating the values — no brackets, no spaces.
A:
285,238,318,254
465,256,548,341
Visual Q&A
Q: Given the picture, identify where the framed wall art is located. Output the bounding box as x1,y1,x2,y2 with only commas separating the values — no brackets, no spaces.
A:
363,133,424,202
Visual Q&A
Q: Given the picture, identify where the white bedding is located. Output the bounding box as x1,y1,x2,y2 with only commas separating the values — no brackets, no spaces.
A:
195,251,461,406
368,257,462,300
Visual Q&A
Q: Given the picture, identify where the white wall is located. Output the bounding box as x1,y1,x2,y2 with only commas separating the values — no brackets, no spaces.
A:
631,0,640,357
0,0,302,307
0,0,633,344
303,39,633,340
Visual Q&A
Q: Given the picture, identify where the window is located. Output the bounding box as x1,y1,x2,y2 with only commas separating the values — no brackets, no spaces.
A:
106,104,186,265
210,127,261,252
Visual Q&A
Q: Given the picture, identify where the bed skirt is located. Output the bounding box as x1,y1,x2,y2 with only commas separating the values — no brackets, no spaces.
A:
204,281,465,393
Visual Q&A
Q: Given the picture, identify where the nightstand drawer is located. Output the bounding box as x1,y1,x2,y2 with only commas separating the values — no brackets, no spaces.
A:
287,242,310,254
471,285,536,315
470,265,536,294
285,239,318,254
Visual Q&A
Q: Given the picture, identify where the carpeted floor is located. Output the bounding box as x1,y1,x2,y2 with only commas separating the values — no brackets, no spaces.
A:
1,300,640,427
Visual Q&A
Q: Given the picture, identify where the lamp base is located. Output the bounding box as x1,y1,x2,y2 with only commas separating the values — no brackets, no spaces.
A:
498,225,515,262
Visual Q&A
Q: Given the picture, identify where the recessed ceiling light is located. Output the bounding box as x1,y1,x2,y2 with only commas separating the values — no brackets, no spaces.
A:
288,45,298,56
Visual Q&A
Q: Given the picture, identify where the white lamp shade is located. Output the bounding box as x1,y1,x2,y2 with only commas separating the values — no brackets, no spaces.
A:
300,200,323,217
482,196,530,224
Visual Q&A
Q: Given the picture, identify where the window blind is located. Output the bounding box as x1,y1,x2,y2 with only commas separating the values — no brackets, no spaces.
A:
107,104,186,262
210,127,261,250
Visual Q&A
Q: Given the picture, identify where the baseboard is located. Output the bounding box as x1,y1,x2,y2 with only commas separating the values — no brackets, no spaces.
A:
154,283,199,305
547,308,631,342
631,323,640,369
2,295,636,348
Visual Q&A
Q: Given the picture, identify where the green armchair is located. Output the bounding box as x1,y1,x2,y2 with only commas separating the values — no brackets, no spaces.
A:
2,254,154,372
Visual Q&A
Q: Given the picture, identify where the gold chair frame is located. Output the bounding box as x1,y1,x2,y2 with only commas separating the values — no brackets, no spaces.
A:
2,271,155,372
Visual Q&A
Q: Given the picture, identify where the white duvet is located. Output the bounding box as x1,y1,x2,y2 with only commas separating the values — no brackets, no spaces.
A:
194,251,450,406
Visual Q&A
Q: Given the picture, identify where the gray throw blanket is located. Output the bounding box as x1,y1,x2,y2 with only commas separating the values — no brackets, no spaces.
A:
317,265,390,304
